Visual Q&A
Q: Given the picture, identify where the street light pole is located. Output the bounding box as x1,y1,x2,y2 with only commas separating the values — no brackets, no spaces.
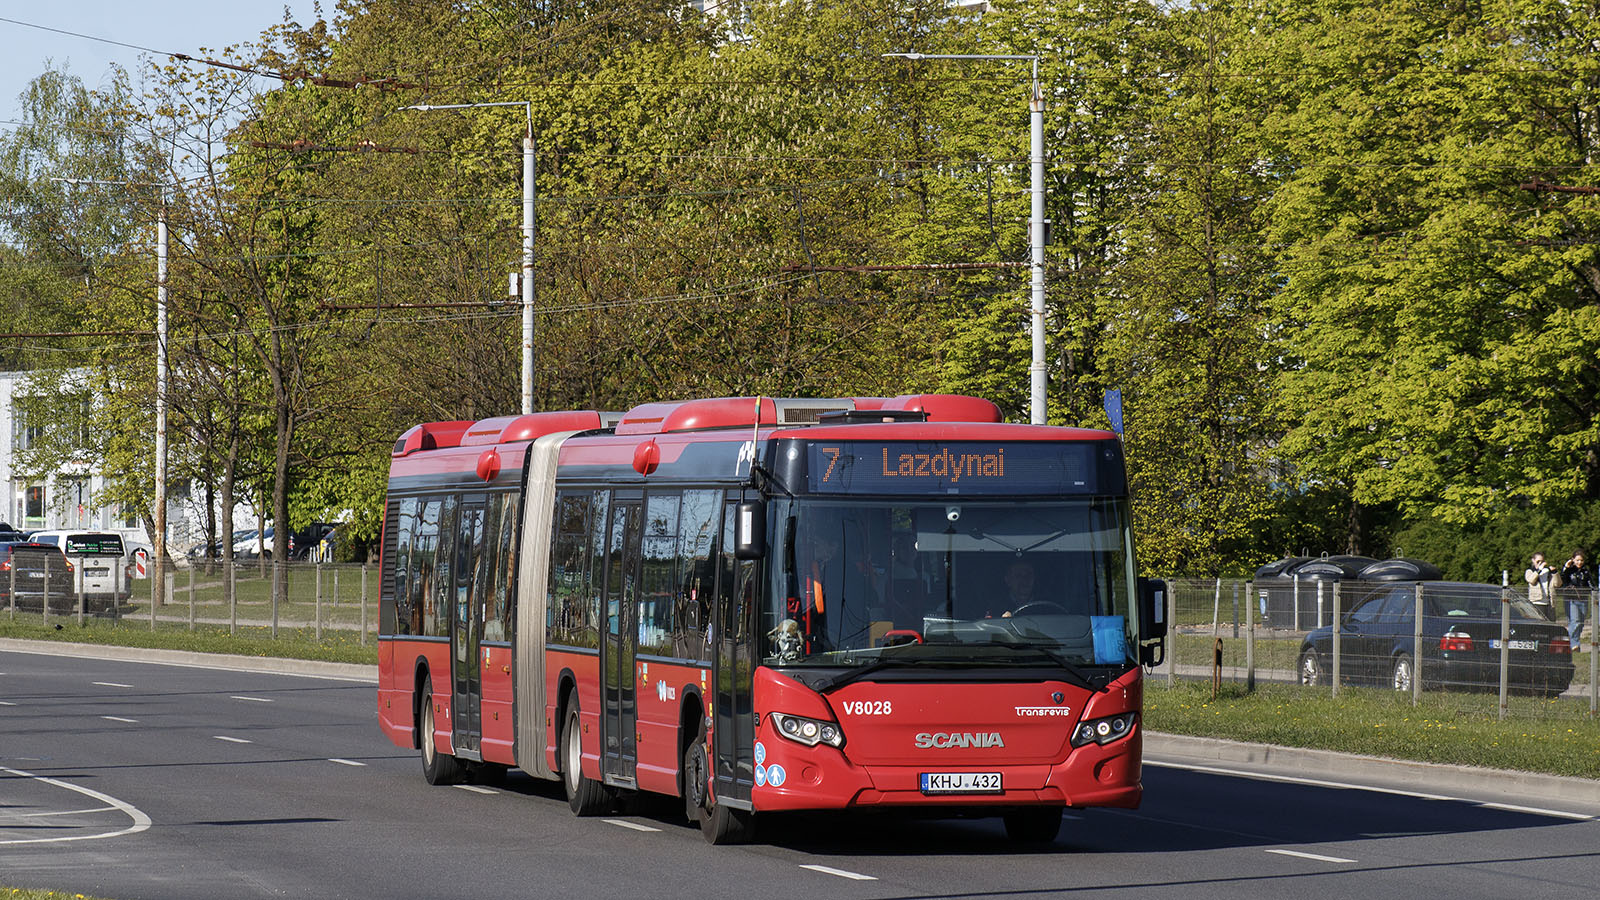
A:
53,177,170,605
402,101,538,414
884,52,1048,425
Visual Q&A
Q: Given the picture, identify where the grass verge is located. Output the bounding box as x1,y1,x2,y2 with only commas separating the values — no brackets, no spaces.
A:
0,619,378,666
1,889,110,900
1146,681,1600,779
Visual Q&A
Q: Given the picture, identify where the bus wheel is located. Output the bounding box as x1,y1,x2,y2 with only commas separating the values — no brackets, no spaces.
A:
1003,807,1063,845
420,676,463,785
686,725,752,844
682,729,709,826
561,704,610,816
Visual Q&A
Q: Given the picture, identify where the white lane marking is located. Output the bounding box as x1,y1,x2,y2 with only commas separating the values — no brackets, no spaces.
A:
231,696,273,703
1062,812,1084,820
1149,760,1596,822
0,700,15,706
328,758,366,767
0,805,120,821
101,716,138,723
602,818,662,833
454,785,497,794
93,682,133,688
213,736,252,744
799,864,878,881
1266,848,1357,864
0,765,152,845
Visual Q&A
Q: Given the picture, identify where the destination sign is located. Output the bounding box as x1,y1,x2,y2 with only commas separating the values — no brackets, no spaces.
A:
804,441,1111,495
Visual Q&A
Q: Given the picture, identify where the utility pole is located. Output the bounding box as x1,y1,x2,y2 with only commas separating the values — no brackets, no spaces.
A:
402,101,538,413
53,177,170,605
885,52,1048,424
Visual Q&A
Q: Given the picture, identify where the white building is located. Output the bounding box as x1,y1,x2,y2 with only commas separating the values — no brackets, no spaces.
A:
0,369,161,542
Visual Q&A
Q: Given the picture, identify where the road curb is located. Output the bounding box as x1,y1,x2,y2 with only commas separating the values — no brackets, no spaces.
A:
1147,731,1600,807
0,637,376,682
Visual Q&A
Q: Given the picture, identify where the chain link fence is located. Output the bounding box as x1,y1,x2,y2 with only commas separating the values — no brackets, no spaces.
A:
3,557,376,646
1152,576,1599,720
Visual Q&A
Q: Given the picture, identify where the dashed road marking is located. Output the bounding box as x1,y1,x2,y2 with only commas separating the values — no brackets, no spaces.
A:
101,716,137,723
1266,848,1356,864
213,736,252,744
93,682,133,688
799,864,877,881
603,818,662,832
328,758,366,767
231,696,273,703
0,700,15,706
454,785,496,794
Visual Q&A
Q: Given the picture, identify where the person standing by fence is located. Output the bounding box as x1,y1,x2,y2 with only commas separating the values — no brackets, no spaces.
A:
1525,552,1561,620
1560,551,1592,648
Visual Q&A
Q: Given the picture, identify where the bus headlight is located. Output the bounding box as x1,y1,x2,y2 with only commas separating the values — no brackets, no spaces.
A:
770,712,844,748
1070,712,1136,747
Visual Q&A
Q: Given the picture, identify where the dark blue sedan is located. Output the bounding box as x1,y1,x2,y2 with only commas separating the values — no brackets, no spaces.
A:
1296,582,1574,697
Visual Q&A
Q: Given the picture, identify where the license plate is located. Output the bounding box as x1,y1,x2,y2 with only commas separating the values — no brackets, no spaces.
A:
920,772,1002,795
1489,639,1538,651
87,568,109,575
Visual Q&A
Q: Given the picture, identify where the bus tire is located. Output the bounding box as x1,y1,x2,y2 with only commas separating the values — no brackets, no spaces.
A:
419,676,463,785
1003,807,1063,844
686,724,752,844
561,704,610,816
682,728,710,826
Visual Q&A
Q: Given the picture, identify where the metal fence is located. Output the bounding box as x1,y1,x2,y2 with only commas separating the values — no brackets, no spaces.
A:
1151,577,1600,719
4,558,376,646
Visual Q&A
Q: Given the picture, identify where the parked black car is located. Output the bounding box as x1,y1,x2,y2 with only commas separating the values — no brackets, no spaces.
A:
1254,555,1377,629
0,541,79,613
1296,581,1574,697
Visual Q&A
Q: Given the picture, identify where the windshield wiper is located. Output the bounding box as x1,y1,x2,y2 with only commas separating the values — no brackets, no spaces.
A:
812,655,965,694
984,640,1112,693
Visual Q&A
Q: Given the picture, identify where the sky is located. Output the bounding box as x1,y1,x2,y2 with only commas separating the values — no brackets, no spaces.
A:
0,2,317,124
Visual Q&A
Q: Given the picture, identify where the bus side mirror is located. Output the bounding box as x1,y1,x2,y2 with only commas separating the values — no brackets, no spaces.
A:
734,499,766,560
1138,577,1168,666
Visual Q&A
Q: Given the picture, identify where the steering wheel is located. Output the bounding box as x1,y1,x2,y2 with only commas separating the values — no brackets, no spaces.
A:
1010,600,1071,617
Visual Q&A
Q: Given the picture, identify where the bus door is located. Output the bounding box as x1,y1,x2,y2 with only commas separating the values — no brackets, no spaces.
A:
712,498,757,805
603,495,642,786
451,497,487,761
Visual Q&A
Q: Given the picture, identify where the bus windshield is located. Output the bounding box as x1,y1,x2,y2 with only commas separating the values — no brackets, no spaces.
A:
765,498,1137,671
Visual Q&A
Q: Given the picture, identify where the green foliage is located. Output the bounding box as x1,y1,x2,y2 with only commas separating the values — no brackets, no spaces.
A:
1392,504,1600,583
1,0,1596,581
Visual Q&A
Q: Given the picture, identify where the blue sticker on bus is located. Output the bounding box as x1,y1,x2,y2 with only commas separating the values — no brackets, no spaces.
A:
1091,615,1128,664
754,741,766,765
755,765,766,787
768,765,786,787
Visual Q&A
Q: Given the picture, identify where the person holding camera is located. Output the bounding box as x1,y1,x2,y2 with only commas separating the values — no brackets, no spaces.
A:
1524,552,1562,620
1560,551,1593,649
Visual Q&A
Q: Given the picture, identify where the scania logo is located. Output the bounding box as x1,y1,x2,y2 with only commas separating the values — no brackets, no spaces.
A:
914,731,1005,749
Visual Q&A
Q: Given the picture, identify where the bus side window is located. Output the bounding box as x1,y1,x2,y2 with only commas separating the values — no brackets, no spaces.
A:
677,490,719,663
585,491,611,648
391,497,420,635
641,492,680,656
550,491,593,648
411,498,442,637
432,495,458,637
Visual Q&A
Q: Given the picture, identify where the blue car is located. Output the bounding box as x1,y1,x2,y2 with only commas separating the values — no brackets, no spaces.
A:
1296,581,1574,697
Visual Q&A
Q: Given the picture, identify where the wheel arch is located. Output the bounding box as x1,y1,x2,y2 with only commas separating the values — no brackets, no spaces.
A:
677,687,704,796
553,667,579,773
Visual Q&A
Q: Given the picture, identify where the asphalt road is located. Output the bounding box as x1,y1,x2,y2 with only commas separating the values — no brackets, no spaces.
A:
2,649,1596,900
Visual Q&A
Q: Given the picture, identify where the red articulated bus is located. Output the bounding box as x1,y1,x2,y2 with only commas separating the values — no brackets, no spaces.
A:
376,395,1167,844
